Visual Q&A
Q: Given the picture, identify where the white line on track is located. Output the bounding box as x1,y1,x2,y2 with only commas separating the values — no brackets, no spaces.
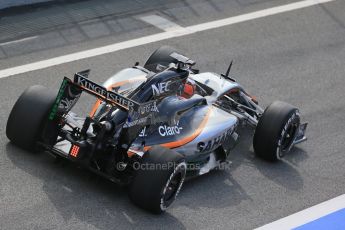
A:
0,0,336,79
0,36,38,46
255,194,345,230
139,15,186,32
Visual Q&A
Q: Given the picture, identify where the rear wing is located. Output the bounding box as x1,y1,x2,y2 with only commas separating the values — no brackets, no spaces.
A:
49,70,158,123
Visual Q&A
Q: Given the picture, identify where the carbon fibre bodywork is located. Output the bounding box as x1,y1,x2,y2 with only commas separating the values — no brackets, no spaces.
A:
50,60,306,177
97,67,241,172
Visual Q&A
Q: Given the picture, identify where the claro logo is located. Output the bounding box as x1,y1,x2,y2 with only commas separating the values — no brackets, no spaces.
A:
159,122,183,136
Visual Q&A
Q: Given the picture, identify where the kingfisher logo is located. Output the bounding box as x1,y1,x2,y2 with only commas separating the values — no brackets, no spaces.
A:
159,122,183,136
75,75,136,111
75,75,108,96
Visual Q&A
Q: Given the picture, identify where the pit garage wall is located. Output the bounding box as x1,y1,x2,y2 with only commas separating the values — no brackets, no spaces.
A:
0,0,53,9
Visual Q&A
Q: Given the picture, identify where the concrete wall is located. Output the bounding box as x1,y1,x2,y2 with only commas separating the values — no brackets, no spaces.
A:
0,0,53,9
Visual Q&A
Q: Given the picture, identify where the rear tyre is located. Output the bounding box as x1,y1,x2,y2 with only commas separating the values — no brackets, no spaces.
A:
6,85,57,151
144,46,180,72
129,146,186,214
253,101,300,161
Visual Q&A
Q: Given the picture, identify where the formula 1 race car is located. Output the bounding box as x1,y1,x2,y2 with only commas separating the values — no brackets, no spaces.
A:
6,46,307,213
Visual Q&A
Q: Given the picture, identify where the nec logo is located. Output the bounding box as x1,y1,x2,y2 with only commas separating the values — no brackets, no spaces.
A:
152,81,170,96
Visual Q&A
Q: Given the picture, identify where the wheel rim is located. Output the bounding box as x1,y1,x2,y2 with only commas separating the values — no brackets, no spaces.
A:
163,173,182,203
276,111,301,160
281,120,299,153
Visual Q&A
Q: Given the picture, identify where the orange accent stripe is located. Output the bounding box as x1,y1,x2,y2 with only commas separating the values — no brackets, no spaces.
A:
143,107,212,151
143,146,151,151
160,107,212,149
127,151,135,158
89,99,102,117
106,77,144,89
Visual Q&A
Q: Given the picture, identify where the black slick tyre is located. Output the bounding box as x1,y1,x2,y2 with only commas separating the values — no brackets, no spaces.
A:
129,145,186,214
6,85,57,151
253,101,300,161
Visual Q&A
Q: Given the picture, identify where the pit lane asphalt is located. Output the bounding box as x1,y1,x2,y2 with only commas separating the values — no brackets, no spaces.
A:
1,0,345,229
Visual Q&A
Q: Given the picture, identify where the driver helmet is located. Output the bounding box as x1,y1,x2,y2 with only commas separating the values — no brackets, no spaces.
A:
182,78,196,99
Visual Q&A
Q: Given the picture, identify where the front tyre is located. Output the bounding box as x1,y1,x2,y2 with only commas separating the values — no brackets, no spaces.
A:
129,146,186,213
253,101,300,161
